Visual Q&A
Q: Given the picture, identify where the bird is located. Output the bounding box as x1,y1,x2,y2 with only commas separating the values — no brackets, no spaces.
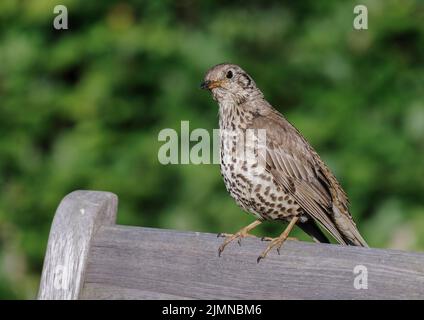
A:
200,63,368,262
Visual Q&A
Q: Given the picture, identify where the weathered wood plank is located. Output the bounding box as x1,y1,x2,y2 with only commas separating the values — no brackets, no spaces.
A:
81,225,424,300
38,190,118,300
38,191,424,300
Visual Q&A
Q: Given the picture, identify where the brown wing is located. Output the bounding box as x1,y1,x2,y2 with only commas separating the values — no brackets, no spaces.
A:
251,108,367,246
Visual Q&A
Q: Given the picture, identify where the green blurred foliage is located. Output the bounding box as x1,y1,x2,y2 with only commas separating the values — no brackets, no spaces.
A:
0,0,423,298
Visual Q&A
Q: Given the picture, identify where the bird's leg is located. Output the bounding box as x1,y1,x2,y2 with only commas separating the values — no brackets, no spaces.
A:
257,216,299,263
218,220,262,257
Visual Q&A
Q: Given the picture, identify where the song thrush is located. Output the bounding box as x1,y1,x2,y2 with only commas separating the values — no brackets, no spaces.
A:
201,63,368,262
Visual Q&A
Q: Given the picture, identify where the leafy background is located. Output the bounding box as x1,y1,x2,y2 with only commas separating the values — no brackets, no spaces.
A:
0,0,423,299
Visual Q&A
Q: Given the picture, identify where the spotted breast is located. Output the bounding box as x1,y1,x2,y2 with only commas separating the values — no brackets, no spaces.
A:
218,97,306,223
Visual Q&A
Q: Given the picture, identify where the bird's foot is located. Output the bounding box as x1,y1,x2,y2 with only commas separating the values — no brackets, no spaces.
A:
257,235,292,263
217,220,262,257
218,232,256,240
261,236,298,242
218,231,256,256
257,216,299,263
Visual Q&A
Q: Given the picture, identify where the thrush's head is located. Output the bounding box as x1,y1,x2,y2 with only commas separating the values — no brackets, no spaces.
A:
201,63,262,104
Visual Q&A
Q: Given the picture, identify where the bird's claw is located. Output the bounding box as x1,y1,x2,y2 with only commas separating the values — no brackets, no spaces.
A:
218,245,224,257
217,231,256,257
261,236,273,241
257,236,291,262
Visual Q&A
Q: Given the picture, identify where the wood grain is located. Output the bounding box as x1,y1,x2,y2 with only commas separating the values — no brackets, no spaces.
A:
38,190,117,299
38,191,424,300
82,225,424,300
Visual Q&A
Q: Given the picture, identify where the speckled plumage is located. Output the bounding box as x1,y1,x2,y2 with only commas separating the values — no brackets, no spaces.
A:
218,102,305,224
201,63,368,258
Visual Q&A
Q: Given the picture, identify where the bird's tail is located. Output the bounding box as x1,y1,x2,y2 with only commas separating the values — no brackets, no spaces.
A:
332,204,368,247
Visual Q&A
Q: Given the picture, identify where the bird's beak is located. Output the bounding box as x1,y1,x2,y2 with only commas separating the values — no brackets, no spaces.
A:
200,80,222,90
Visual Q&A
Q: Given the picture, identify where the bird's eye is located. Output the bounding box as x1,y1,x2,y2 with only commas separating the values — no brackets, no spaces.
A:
226,70,233,79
